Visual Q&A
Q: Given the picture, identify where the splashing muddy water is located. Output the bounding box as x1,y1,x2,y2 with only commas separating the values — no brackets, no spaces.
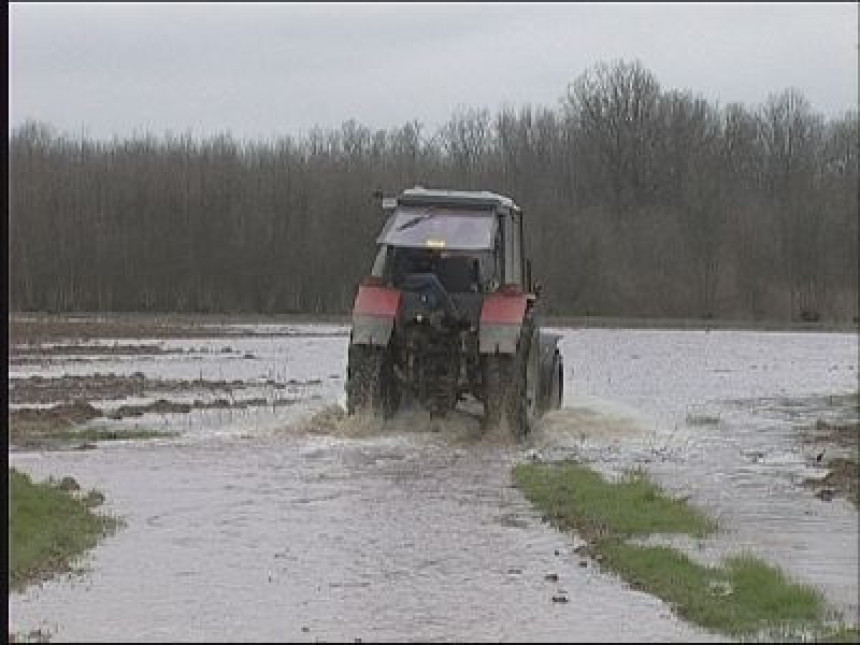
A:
8,323,858,641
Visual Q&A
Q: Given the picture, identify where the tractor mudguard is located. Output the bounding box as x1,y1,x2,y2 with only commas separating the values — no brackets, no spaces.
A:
351,284,401,347
479,292,528,354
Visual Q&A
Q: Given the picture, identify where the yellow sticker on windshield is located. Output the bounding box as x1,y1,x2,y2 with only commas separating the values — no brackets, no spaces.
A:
425,239,446,248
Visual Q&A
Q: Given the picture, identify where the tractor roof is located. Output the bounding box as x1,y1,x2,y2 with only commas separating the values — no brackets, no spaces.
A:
397,187,519,212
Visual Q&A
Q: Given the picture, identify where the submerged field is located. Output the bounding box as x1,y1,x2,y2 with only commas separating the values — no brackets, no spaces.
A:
7,314,859,642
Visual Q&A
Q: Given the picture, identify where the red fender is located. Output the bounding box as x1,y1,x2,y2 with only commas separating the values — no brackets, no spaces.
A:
353,284,401,317
351,284,401,346
481,291,528,325
480,291,528,354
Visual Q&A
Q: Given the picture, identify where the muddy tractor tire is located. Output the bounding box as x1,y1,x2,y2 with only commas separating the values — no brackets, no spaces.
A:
483,321,538,440
550,350,563,410
346,343,399,418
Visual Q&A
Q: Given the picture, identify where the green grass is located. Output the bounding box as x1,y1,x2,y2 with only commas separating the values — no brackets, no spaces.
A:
601,544,823,636
513,461,831,638
513,461,717,540
9,468,121,592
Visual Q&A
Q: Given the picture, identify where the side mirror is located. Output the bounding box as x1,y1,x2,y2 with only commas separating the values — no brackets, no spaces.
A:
373,189,397,216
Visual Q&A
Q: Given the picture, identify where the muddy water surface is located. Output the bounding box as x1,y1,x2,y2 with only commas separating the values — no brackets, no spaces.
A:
8,323,858,641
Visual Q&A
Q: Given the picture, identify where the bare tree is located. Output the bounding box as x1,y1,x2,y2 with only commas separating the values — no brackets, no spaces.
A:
8,63,857,323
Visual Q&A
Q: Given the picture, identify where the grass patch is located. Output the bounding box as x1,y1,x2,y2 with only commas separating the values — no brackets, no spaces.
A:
513,461,716,541
9,468,121,592
513,461,832,637
601,544,823,636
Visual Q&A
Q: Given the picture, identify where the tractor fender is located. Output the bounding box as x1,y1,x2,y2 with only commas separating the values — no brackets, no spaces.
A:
479,292,528,354
351,284,401,347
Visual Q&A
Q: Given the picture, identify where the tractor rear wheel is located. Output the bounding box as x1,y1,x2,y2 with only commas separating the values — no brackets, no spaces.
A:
483,323,535,440
550,351,563,410
346,343,398,418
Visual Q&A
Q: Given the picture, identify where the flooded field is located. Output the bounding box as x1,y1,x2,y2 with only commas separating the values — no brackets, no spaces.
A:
8,316,859,642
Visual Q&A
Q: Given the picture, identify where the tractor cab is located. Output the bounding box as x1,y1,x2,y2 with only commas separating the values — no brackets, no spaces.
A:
346,186,563,438
370,187,531,295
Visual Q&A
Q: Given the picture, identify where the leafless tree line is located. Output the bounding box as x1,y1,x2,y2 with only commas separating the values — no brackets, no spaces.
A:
8,60,858,322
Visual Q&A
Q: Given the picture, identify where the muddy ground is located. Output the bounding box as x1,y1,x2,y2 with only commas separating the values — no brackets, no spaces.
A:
801,415,860,507
8,373,283,405
9,314,349,344
8,320,327,452
8,376,310,451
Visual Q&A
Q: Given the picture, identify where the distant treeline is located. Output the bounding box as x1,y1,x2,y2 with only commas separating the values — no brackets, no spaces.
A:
9,60,858,321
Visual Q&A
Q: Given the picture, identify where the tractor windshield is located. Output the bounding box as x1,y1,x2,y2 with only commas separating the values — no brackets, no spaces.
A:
377,207,497,251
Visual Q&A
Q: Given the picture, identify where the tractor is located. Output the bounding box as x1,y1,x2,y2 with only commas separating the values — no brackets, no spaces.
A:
345,187,563,440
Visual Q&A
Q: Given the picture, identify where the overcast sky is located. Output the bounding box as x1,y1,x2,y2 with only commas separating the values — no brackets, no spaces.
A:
9,2,859,141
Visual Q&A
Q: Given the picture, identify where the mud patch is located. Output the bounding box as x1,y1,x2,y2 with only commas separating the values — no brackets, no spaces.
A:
8,628,52,643
8,342,220,366
105,399,193,418
798,398,859,507
9,373,273,405
11,401,102,428
807,419,860,450
804,458,859,507
8,402,173,450
10,316,215,343
740,392,859,427
121,395,302,418
10,373,144,404
13,395,302,424
9,314,348,344
10,342,185,357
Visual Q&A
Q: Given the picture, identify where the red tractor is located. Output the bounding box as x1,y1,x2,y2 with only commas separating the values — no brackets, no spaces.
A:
346,187,563,440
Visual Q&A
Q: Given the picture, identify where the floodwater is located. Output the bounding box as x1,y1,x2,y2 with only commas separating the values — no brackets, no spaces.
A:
8,323,859,642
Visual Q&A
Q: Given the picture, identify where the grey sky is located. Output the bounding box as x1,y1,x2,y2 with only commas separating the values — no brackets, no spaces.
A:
9,2,859,141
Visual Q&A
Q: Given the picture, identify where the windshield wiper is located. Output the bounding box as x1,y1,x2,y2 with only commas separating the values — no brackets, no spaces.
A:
395,207,438,232
395,215,427,232
397,211,433,232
